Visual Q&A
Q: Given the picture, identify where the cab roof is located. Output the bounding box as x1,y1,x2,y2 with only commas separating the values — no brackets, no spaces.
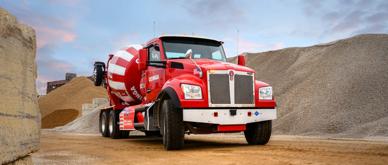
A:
144,35,224,47
159,35,224,44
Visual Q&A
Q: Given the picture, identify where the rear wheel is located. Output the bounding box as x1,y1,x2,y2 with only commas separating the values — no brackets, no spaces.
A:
244,120,272,145
160,99,184,150
99,110,110,137
109,110,122,139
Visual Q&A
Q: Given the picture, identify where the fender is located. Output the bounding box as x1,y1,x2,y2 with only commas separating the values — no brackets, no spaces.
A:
153,86,181,128
157,87,181,109
159,74,208,108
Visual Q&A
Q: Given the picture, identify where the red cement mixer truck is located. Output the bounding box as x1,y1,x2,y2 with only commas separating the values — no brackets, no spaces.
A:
93,35,276,150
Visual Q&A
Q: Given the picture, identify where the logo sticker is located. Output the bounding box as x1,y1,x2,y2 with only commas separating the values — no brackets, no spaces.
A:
255,111,260,116
148,74,159,82
130,86,143,100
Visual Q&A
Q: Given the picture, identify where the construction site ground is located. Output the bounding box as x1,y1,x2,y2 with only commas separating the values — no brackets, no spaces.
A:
32,130,388,165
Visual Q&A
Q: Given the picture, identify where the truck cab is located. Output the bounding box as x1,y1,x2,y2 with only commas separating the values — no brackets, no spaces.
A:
94,35,276,150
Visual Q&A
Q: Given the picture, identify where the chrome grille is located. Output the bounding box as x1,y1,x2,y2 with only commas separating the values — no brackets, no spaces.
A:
209,74,230,104
208,71,254,107
234,75,254,104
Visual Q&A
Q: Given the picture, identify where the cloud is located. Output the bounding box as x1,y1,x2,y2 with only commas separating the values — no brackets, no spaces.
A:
2,1,77,48
239,39,283,53
36,44,74,94
302,0,322,15
44,0,81,7
330,10,365,34
1,1,79,94
179,0,245,27
298,0,388,41
36,26,77,49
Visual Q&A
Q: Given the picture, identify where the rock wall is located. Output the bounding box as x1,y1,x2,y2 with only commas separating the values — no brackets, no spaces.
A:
0,8,40,164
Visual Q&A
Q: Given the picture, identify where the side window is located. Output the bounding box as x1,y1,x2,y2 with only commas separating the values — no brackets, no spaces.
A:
149,45,161,61
212,50,223,60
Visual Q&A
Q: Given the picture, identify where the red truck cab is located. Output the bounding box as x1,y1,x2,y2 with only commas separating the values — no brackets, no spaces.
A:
94,35,276,150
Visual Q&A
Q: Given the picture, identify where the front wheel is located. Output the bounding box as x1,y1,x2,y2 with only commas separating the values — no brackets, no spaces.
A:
244,120,272,145
160,99,184,150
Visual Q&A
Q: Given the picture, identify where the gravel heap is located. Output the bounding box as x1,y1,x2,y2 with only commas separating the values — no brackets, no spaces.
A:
243,34,388,138
53,104,107,133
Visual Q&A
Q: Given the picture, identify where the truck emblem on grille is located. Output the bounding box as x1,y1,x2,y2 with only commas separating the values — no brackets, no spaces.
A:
229,70,234,81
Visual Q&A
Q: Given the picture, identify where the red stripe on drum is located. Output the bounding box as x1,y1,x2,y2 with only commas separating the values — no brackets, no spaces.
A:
114,57,129,67
126,47,139,57
109,73,126,82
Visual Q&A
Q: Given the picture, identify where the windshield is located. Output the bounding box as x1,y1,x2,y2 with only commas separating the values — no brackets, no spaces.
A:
162,38,226,62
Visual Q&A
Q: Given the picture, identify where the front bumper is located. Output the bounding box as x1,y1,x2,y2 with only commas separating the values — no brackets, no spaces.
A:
183,108,276,125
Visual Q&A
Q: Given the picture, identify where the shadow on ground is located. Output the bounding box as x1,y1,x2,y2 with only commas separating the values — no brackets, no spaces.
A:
120,135,250,150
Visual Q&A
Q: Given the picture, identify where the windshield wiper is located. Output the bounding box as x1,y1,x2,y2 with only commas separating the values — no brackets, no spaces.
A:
169,57,188,59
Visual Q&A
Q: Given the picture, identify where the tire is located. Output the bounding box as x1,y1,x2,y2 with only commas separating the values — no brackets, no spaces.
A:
109,110,121,139
99,110,110,137
160,99,184,150
145,131,162,137
93,64,103,86
120,130,130,138
244,120,272,145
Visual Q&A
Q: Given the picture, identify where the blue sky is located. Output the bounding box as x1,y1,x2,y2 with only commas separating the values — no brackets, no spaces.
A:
1,0,387,94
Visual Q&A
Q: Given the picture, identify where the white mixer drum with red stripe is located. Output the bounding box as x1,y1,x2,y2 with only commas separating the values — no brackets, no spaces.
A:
107,45,143,105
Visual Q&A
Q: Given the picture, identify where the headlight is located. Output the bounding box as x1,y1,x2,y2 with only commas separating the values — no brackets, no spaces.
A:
259,86,272,100
181,84,202,100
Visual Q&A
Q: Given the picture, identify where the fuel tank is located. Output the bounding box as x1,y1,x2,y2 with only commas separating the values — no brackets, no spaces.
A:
107,45,143,105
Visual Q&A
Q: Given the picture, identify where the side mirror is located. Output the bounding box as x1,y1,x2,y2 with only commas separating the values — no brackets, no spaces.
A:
154,45,160,51
237,54,246,66
138,48,148,70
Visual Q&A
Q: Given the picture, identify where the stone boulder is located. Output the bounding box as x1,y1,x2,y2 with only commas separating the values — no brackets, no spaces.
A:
0,8,40,164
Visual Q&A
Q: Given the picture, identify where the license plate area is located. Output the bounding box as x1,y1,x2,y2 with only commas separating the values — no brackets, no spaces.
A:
229,109,237,116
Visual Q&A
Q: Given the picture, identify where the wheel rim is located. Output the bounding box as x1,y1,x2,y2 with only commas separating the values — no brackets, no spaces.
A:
101,114,106,133
93,68,97,79
163,110,167,142
109,115,113,134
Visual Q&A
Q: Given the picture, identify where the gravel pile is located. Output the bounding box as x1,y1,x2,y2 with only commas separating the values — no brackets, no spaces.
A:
242,34,388,138
53,104,106,133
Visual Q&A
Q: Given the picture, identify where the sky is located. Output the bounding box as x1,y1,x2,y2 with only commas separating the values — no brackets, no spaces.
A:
1,0,387,94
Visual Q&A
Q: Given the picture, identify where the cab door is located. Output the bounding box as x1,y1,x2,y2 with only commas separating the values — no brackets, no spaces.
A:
144,44,166,102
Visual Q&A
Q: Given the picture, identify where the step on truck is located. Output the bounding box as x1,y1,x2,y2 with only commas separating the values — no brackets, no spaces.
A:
94,35,277,150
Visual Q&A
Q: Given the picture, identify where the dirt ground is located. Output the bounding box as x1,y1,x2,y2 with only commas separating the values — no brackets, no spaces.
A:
32,130,388,165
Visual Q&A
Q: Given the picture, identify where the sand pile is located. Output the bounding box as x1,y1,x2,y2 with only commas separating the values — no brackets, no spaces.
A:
39,77,107,128
0,8,40,164
41,109,79,128
242,34,388,138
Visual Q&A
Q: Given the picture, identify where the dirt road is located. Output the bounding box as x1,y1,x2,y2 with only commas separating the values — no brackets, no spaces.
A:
32,130,388,165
